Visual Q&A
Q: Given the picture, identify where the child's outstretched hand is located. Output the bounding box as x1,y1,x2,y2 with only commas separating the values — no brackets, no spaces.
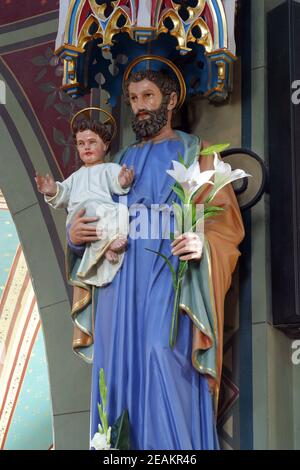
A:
35,172,57,197
118,164,134,189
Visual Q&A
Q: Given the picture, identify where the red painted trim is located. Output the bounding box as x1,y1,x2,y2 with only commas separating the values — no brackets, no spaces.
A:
0,299,39,449
0,245,22,312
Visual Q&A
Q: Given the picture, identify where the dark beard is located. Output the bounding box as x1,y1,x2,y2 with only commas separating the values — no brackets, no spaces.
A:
131,101,168,140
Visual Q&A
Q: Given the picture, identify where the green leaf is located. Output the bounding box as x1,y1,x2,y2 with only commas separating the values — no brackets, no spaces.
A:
204,207,225,219
185,146,201,167
178,260,188,279
189,184,208,204
204,205,224,214
192,203,197,226
169,287,180,350
191,216,204,232
169,277,184,349
54,103,70,115
98,403,104,420
204,209,221,218
171,183,185,203
44,92,56,110
62,147,70,167
172,202,183,234
32,56,49,66
177,152,188,168
98,371,109,435
99,368,107,408
111,410,131,450
40,82,56,93
200,143,230,156
145,248,177,290
181,203,193,233
67,132,75,143
103,416,109,433
53,127,66,145
74,97,88,108
98,403,105,427
169,261,188,349
59,90,72,103
34,68,47,82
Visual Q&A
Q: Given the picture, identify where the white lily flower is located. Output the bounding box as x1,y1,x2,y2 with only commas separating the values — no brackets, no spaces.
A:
91,428,111,450
167,159,215,202
207,153,251,201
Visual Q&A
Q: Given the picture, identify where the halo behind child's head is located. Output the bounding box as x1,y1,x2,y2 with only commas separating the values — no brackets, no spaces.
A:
72,119,112,144
70,107,117,142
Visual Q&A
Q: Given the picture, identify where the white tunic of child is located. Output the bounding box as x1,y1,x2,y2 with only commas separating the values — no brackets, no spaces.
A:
45,162,130,287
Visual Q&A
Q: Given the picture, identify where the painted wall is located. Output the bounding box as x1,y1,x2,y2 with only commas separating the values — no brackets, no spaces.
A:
249,0,300,450
1,0,300,450
0,2,92,450
0,190,53,450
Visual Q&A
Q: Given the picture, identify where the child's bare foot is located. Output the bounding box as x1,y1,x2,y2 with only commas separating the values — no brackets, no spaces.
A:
109,238,127,253
104,249,118,264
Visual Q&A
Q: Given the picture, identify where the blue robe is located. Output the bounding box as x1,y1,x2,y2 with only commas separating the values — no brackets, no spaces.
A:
90,138,219,450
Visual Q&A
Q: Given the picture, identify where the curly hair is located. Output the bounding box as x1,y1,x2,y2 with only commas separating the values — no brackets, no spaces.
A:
72,119,112,144
124,69,179,104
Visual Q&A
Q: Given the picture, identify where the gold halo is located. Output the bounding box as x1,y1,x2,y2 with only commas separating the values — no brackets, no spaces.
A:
123,55,187,109
70,107,117,141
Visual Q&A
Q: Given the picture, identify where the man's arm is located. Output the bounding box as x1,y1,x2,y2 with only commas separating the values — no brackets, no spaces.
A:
67,208,100,255
66,224,85,257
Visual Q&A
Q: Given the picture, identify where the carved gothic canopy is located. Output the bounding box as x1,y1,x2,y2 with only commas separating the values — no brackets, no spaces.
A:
55,0,238,104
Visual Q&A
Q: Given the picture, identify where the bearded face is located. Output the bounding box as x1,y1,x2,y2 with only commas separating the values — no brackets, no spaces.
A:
127,78,175,141
131,99,169,140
